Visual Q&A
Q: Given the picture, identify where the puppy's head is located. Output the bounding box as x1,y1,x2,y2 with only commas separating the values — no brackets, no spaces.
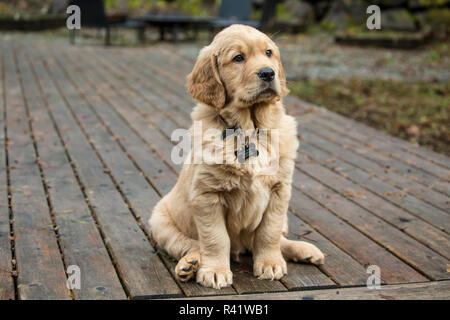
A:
187,25,288,110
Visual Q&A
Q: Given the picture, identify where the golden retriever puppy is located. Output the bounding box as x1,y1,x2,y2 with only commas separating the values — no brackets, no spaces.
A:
149,24,324,289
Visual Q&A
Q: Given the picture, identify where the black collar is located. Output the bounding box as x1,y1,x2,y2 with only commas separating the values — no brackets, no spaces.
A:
217,114,237,140
218,113,259,140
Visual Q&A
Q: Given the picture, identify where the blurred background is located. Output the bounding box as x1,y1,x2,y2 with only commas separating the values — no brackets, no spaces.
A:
0,0,448,155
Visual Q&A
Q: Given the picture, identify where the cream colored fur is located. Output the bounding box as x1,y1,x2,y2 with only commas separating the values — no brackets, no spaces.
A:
149,25,324,289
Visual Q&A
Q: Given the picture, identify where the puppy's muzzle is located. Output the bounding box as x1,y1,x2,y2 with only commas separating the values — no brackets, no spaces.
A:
257,68,275,82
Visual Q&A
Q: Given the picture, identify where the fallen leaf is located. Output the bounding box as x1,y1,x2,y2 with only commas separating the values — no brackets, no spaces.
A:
344,189,366,199
71,220,88,224
406,125,420,136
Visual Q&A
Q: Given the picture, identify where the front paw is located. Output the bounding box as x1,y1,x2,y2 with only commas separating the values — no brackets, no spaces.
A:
253,252,287,280
196,266,233,289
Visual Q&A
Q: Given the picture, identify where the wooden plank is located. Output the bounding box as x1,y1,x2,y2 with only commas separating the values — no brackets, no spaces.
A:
299,122,450,213
289,186,428,284
4,44,70,300
182,280,450,300
0,45,15,300
231,255,288,295
284,212,365,287
20,47,127,300
293,167,450,280
300,116,450,197
297,142,450,259
31,46,182,299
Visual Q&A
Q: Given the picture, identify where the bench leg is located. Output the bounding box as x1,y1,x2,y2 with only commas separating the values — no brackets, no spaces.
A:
159,26,165,41
193,24,199,41
173,24,179,44
105,27,111,46
208,26,216,42
137,27,146,44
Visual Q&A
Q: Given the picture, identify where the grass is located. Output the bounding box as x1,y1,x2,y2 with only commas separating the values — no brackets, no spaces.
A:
289,79,450,156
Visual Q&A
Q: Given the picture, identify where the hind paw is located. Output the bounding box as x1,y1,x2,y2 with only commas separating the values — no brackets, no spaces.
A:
175,252,200,282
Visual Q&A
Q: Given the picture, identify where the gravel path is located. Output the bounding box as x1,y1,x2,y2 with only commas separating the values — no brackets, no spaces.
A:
277,34,450,82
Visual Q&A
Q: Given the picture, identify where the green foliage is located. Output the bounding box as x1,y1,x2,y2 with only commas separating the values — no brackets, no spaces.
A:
419,0,449,6
320,20,337,32
425,8,450,32
275,2,291,22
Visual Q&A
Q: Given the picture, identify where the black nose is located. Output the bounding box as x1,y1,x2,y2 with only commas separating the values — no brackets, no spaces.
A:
257,68,275,82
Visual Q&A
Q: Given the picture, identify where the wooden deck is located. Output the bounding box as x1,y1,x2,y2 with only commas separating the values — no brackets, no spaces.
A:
0,35,449,300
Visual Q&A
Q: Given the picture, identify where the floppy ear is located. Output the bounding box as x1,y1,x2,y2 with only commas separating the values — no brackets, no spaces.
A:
187,46,226,110
277,59,289,97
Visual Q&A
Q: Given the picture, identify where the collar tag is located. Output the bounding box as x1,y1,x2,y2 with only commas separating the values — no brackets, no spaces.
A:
235,142,259,163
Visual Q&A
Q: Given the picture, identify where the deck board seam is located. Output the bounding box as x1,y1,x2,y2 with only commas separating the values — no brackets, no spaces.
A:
1,42,18,300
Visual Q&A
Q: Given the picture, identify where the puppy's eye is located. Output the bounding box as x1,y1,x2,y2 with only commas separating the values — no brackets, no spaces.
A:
232,54,245,63
266,49,272,57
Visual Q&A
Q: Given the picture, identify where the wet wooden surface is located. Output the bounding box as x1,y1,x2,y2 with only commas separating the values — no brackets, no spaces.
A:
0,35,448,299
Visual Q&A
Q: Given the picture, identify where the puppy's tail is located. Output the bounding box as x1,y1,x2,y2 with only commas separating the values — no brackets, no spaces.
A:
149,200,199,260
